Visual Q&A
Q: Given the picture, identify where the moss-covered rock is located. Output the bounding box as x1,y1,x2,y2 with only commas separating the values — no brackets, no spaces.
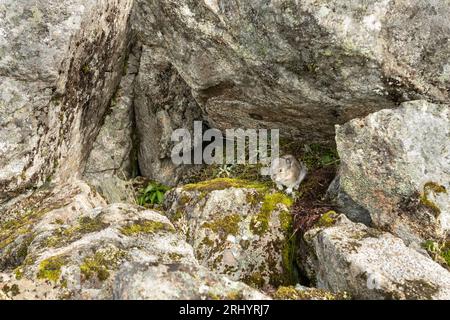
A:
0,181,197,299
120,219,175,236
303,214,450,299
273,285,350,300
37,256,67,283
164,178,297,290
336,100,450,244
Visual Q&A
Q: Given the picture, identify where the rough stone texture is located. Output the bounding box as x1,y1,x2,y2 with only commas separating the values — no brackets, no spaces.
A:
134,0,450,144
114,261,269,300
84,43,141,182
336,100,450,244
164,179,297,290
303,215,450,300
0,180,270,300
326,174,372,226
83,43,142,203
134,45,204,186
0,0,133,203
0,181,195,299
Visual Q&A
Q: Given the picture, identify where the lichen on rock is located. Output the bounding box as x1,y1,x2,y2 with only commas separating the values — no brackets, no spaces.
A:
164,178,297,290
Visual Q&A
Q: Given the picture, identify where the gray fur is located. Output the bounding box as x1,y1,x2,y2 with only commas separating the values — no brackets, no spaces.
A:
270,155,307,194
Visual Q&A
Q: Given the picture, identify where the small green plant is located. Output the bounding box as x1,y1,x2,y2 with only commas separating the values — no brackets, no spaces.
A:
302,143,339,168
137,182,170,206
215,164,236,178
81,64,91,75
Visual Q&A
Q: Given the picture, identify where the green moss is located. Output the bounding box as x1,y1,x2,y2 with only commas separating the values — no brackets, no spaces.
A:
316,210,338,228
120,219,175,236
273,286,299,299
44,216,108,248
279,210,293,232
179,194,192,206
60,279,68,289
201,236,215,248
273,286,350,300
422,240,450,267
206,292,221,300
306,63,319,73
80,249,126,281
250,192,293,236
76,216,109,234
201,214,241,237
16,235,35,261
14,267,24,280
171,211,184,222
424,182,447,194
281,237,296,284
420,182,447,216
0,209,47,251
37,256,66,283
441,247,450,266
278,209,297,285
183,178,269,193
80,259,109,281
243,272,265,289
225,291,244,300
81,64,91,74
168,252,183,262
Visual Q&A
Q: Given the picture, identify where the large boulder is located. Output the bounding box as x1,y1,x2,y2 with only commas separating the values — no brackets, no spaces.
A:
335,100,449,244
133,0,450,143
302,214,450,300
134,45,204,186
113,262,269,300
0,0,133,203
164,178,297,290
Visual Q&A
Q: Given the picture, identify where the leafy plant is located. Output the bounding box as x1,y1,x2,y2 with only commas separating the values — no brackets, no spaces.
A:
215,164,236,178
300,143,339,169
137,182,170,206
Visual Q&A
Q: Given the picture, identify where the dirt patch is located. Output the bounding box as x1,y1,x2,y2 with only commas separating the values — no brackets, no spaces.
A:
292,166,337,236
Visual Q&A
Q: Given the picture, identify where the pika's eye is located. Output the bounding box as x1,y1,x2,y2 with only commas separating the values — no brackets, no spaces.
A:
279,169,283,173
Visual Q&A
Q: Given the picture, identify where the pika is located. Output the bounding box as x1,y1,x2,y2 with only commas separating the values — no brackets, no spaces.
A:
270,155,307,194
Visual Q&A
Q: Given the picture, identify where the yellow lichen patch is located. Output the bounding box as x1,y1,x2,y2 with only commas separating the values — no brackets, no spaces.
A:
201,214,241,237
250,192,293,236
120,219,175,236
183,178,269,193
37,256,67,283
273,286,350,300
316,210,338,228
